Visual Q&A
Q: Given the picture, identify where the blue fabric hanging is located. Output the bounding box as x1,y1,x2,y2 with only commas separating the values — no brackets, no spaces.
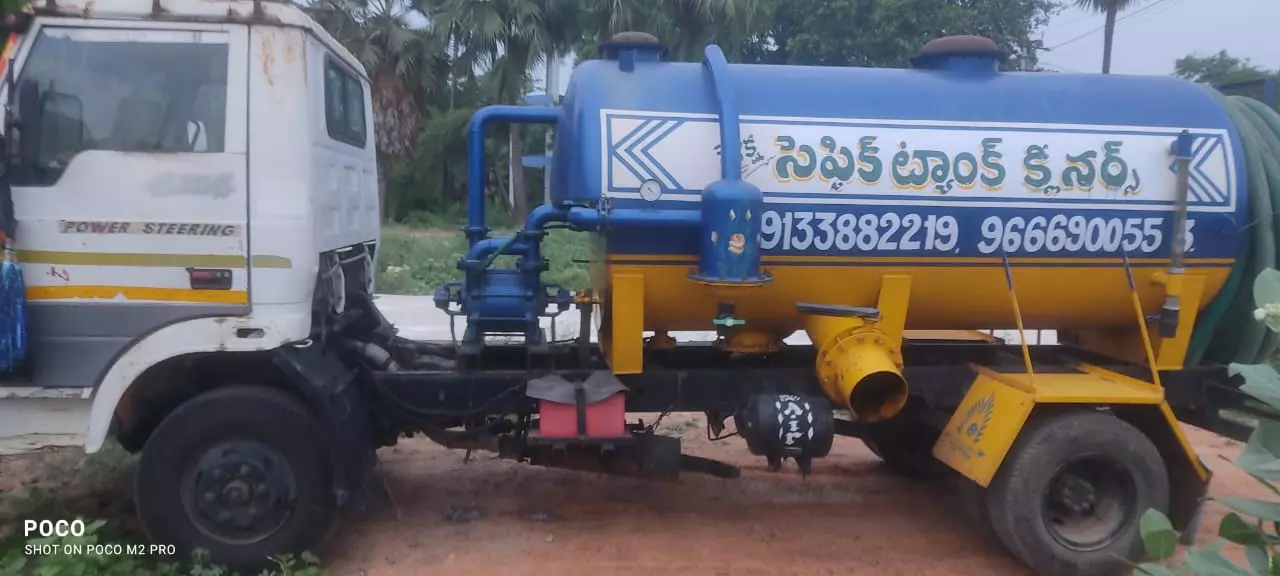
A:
0,239,24,372
0,159,24,372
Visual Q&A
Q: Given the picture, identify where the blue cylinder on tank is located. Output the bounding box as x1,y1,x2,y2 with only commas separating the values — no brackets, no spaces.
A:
550,32,1249,333
690,45,770,286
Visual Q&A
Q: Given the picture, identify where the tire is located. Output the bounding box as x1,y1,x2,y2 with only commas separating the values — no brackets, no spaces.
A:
135,385,337,572
986,409,1168,576
860,398,949,478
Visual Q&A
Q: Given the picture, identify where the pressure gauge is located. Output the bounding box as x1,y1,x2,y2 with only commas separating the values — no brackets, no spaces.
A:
639,179,663,202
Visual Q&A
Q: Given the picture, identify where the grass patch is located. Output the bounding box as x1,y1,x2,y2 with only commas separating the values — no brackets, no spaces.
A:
375,225,591,296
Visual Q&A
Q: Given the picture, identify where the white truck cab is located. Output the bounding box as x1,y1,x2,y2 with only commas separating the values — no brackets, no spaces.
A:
0,0,378,566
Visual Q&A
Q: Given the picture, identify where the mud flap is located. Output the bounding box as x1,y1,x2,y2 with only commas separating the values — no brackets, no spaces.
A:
932,372,1036,488
274,342,378,510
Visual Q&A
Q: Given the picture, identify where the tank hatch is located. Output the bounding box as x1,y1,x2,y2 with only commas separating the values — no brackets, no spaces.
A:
599,31,668,72
910,35,1005,73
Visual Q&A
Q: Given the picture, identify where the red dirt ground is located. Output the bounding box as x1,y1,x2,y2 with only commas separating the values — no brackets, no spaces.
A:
0,414,1264,575
320,415,1267,576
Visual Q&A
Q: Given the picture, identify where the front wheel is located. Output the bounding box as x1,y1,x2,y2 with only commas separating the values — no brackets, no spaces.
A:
984,409,1168,576
135,386,337,572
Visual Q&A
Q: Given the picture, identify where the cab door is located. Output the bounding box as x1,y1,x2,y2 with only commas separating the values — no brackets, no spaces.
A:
4,19,249,389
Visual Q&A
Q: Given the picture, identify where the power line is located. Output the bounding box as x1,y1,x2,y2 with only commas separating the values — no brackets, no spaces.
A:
1046,0,1179,50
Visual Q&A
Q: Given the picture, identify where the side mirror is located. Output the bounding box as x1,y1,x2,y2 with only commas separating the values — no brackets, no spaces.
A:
40,89,84,162
15,78,39,166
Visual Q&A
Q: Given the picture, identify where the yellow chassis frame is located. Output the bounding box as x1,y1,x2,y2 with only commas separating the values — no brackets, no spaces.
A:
601,261,1214,530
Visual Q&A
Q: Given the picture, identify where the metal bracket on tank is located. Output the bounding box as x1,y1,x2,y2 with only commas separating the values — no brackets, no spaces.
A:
1159,130,1195,339
795,303,882,322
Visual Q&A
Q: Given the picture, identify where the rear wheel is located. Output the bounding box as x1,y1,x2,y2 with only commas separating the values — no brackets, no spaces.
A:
136,386,336,572
985,409,1168,576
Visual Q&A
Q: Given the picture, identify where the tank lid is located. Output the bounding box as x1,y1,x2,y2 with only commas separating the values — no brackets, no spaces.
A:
599,31,669,72
910,35,1005,72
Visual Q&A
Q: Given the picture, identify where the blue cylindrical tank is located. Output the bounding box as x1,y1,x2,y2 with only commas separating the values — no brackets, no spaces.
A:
551,34,1248,333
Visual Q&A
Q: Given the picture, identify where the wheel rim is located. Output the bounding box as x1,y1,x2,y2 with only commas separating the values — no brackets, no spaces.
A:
180,441,298,545
1041,455,1138,552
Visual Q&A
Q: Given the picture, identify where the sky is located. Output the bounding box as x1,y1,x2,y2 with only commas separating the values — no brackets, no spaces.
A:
1037,0,1280,75
531,0,1280,97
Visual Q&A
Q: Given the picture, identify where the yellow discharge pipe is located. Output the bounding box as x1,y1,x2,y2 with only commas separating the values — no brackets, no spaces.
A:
805,314,908,422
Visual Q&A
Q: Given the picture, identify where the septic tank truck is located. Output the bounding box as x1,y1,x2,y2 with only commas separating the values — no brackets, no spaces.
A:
3,4,1280,573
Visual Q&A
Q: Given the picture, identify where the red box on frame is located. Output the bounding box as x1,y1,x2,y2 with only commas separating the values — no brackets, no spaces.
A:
538,393,627,439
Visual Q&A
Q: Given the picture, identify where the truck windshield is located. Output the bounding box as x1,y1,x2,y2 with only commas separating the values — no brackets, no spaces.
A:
8,27,229,187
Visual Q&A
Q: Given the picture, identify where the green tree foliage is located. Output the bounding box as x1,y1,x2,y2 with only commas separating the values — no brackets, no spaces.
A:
738,0,1060,70
570,0,770,64
306,0,1066,226
1175,50,1278,87
421,0,580,224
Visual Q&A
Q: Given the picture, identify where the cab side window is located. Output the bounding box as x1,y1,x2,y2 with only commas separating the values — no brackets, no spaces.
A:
324,59,366,148
7,27,230,187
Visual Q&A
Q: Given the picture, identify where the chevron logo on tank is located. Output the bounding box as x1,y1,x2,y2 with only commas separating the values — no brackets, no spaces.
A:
609,118,689,191
603,110,1237,213
1167,134,1229,204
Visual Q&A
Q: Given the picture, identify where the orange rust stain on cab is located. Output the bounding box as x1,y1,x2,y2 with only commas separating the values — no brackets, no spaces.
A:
282,32,306,81
259,30,276,87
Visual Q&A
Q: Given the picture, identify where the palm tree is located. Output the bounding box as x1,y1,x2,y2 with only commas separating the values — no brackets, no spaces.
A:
1074,0,1140,74
656,0,768,62
306,0,449,221
575,0,768,62
423,0,577,226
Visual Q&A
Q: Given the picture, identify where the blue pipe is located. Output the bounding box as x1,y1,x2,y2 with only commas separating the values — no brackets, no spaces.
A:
701,45,740,182
567,207,701,230
464,205,701,266
466,237,531,262
465,105,561,245
524,204,570,233
464,205,568,264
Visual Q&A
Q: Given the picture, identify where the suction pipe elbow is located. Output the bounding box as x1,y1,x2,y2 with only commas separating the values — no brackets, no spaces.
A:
524,204,570,232
803,313,908,423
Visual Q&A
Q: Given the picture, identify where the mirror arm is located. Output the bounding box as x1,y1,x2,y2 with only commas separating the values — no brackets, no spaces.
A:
2,57,15,162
